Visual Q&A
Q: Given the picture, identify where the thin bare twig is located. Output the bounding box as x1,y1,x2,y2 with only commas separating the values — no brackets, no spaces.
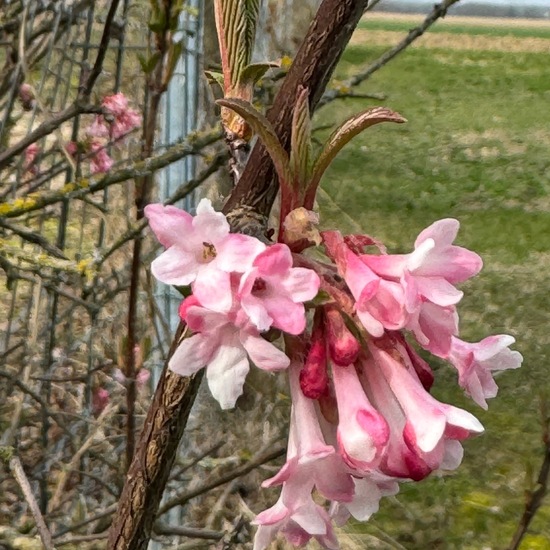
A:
157,444,286,516
1,127,223,219
153,524,223,541
0,449,55,550
97,152,227,266
508,399,550,550
318,0,462,108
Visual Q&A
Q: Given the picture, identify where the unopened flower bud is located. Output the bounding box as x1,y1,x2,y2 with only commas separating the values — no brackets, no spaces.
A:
300,313,329,399
325,307,360,366
92,387,110,417
19,83,35,110
283,207,322,252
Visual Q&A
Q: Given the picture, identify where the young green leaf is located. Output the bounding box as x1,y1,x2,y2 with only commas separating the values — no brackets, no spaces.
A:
217,98,291,185
215,0,260,91
306,107,406,208
204,70,225,92
238,62,279,89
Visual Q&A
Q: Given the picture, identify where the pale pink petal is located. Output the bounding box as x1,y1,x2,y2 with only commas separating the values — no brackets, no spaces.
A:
206,337,250,409
343,248,379,300
216,234,266,271
184,305,230,333
151,246,198,286
241,294,273,332
292,501,329,535
280,268,320,302
332,363,389,470
192,198,230,244
261,295,306,334
474,334,517,363
254,499,289,526
411,303,458,357
440,440,464,470
361,253,408,279
241,333,290,371
168,333,214,376
193,266,232,312
415,218,460,248
356,309,384,338
344,476,399,522
255,243,293,275
414,276,463,306
415,244,483,283
144,204,192,247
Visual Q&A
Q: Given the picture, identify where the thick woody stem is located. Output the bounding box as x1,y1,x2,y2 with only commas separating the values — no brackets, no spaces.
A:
106,1,368,548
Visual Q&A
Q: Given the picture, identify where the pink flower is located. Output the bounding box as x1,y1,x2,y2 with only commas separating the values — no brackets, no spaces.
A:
363,219,482,288
144,199,265,312
322,231,406,337
19,83,35,110
23,143,40,175
114,368,151,388
102,93,142,139
406,302,459,357
361,219,482,355
254,492,338,550
102,92,130,117
65,141,79,157
89,140,114,174
87,116,109,138
449,335,522,409
170,300,289,409
331,361,389,471
361,340,484,480
330,473,399,525
263,362,354,501
238,243,320,334
92,387,110,417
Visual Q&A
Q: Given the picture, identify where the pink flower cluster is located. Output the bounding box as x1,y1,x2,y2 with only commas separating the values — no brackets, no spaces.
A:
145,202,522,549
144,199,320,409
67,93,141,174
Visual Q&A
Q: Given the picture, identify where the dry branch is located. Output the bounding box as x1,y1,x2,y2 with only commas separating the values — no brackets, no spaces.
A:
0,449,55,550
1,128,223,219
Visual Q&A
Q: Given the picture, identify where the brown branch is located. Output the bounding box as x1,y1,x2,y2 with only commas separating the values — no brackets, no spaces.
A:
0,218,67,259
153,523,223,541
0,449,55,550
106,1,368,548
157,444,285,516
223,0,370,223
1,127,222,219
508,400,550,550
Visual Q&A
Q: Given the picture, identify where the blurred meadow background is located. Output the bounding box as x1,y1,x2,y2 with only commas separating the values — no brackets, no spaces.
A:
318,12,550,549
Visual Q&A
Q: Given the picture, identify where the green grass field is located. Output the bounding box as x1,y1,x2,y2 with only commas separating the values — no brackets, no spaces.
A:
317,16,550,550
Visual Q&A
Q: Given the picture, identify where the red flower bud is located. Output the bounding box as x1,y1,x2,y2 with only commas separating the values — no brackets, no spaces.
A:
325,307,360,366
300,311,329,399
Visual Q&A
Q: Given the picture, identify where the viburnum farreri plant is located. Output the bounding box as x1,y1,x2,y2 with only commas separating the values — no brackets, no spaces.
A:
145,82,522,547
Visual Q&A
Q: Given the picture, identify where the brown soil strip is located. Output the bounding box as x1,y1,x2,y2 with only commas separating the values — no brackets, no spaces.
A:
351,28,550,53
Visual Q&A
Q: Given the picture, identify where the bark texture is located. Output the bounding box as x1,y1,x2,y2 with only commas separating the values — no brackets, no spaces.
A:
106,1,369,548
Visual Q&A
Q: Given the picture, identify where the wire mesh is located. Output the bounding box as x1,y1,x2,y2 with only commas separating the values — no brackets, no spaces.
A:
0,0,203,535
